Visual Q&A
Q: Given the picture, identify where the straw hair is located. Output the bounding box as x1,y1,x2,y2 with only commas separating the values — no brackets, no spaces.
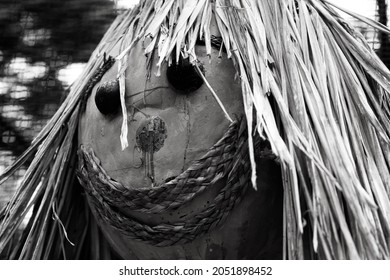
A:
1,0,390,259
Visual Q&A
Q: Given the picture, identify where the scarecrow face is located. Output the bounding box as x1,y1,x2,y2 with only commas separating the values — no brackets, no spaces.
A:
78,32,283,259
79,42,243,188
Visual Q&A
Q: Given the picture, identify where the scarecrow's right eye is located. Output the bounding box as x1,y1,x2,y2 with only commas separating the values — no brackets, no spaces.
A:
95,79,121,115
166,56,203,94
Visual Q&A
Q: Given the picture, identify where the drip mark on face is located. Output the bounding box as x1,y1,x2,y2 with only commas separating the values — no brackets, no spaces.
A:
135,116,168,185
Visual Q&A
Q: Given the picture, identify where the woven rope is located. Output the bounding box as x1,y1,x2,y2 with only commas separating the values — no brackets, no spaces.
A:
77,119,260,246
78,121,238,213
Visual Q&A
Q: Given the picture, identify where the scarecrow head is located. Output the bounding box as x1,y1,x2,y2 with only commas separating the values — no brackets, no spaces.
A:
76,14,283,259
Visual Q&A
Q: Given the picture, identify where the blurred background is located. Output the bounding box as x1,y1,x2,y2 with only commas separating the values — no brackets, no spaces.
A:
0,0,389,210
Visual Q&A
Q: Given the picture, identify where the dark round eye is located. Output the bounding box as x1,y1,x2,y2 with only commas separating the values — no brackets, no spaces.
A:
95,79,120,115
166,56,203,93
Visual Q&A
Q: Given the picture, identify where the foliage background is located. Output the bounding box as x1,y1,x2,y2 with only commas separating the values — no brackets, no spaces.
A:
0,0,117,210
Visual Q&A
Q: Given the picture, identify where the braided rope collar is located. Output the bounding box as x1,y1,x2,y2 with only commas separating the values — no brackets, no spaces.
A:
77,120,253,246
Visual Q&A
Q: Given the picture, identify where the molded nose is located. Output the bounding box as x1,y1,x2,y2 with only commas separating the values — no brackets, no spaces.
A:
136,116,168,153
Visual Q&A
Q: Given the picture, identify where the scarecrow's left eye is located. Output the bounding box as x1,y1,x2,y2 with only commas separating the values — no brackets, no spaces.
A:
166,56,203,94
95,79,121,115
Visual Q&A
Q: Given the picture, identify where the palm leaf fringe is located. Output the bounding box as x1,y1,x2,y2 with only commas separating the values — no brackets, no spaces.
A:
1,0,390,259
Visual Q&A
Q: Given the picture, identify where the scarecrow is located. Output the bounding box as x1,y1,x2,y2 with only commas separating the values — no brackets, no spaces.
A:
1,0,390,259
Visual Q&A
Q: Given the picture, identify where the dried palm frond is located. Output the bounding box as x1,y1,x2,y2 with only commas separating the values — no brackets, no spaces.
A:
1,0,390,259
